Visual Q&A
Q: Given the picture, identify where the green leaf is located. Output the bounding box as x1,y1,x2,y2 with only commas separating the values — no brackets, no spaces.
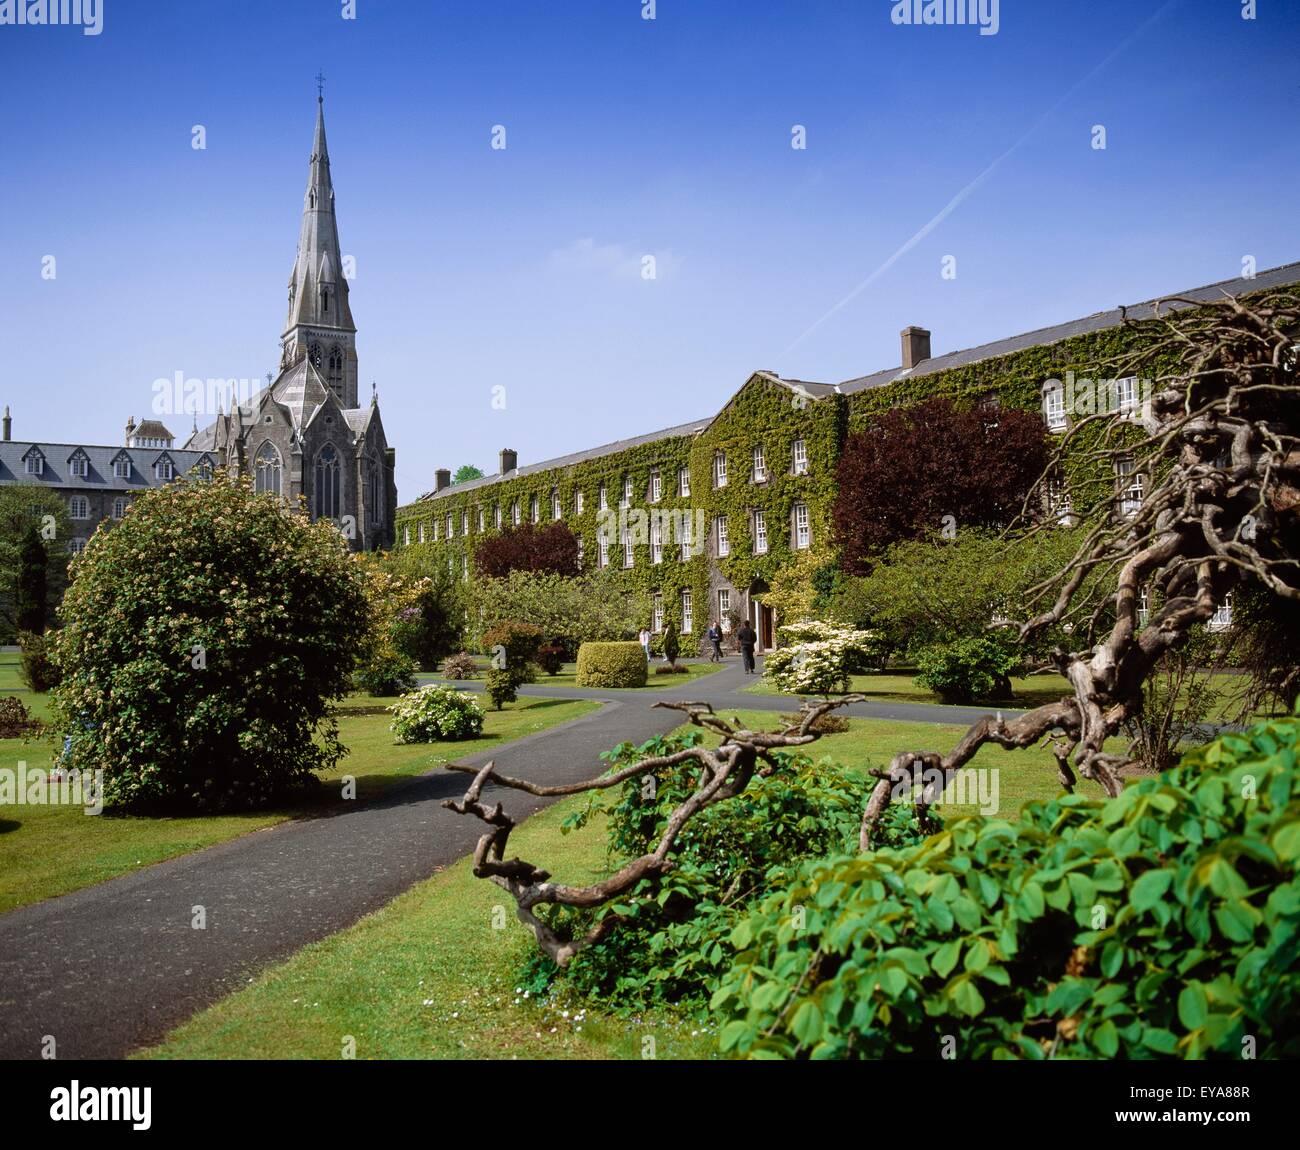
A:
950,978,986,1017
1177,983,1208,1030
1092,1019,1119,1057
1130,869,1173,911
790,1000,823,1046
932,940,961,978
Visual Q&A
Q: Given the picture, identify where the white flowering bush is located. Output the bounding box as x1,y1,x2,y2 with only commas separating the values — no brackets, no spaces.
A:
763,620,877,696
389,684,485,743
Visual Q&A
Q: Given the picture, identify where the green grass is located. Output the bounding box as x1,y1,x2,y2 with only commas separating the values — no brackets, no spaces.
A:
0,651,52,722
138,707,1118,1060
742,667,1275,721
429,659,723,690
0,695,598,914
138,793,715,1060
742,670,1076,709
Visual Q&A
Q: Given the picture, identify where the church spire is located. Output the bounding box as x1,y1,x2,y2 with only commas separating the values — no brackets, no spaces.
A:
280,80,358,407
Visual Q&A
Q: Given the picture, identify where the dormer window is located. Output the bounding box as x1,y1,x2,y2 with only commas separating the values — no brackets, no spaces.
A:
69,452,89,479
154,456,174,481
23,449,44,477
112,453,132,480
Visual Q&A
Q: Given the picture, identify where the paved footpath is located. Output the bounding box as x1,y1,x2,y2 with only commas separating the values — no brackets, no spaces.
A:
0,660,999,1059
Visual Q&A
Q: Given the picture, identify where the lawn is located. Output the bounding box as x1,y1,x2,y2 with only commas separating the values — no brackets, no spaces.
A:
136,707,1110,1060
139,793,716,1060
424,658,723,691
742,667,1275,721
0,694,598,913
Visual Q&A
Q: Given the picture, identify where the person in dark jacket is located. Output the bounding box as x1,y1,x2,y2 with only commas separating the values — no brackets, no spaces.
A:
707,622,724,662
737,620,757,674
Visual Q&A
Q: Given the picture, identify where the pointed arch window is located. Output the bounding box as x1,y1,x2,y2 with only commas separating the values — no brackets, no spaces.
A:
366,456,384,526
314,444,341,520
255,442,282,496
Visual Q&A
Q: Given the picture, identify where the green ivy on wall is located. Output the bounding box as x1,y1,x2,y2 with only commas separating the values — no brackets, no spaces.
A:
395,290,1278,641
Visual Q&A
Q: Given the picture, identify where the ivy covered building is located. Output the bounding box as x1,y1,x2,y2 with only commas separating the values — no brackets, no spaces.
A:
395,262,1300,653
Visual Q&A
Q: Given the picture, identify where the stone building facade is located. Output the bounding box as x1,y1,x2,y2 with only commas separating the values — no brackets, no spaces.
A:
395,262,1300,653
0,411,214,554
2,94,397,554
185,94,396,551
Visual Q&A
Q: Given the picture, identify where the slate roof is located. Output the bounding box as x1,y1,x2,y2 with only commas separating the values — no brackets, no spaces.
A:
131,419,175,442
417,417,713,502
0,442,214,491
837,261,1300,395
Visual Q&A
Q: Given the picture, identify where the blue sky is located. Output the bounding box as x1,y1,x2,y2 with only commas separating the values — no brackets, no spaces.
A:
1,0,1296,500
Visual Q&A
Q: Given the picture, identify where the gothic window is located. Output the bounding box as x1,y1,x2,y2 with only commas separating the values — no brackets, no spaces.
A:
255,442,282,496
314,444,341,521
309,343,322,369
309,189,316,209
367,457,384,526
320,286,329,315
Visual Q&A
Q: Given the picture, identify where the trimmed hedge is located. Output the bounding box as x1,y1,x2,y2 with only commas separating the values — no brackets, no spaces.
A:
576,641,647,688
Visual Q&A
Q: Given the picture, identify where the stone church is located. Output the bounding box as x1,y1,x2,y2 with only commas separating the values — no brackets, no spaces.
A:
187,93,396,550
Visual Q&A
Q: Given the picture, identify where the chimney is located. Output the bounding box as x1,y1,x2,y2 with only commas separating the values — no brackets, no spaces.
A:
499,448,518,475
435,467,451,492
901,326,931,370
2,406,9,442
125,415,136,446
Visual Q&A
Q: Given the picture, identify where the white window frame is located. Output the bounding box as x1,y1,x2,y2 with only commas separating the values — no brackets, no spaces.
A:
622,524,634,568
418,522,427,543
113,498,127,521
678,467,690,497
69,496,89,520
598,483,608,511
531,494,540,523
1117,458,1144,519
681,589,693,635
495,504,503,529
794,501,810,549
462,510,470,535
403,524,411,546
446,512,454,538
25,453,44,476
753,509,768,554
651,517,662,564
622,475,633,509
713,452,727,489
575,490,584,516
1044,384,1067,431
752,445,766,483
718,590,731,630
512,500,521,526
70,454,88,478
1115,375,1140,415
792,438,808,476
552,490,561,519
716,514,730,558
598,530,609,568
652,593,664,633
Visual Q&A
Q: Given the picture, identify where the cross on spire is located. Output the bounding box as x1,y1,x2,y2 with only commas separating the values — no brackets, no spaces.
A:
315,71,326,102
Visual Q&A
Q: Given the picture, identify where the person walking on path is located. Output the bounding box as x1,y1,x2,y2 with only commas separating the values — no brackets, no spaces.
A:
707,621,724,663
638,627,652,663
737,619,757,674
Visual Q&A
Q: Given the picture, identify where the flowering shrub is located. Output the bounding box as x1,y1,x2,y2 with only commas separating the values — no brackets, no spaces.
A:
763,620,878,696
51,475,368,811
441,651,480,680
389,684,485,743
